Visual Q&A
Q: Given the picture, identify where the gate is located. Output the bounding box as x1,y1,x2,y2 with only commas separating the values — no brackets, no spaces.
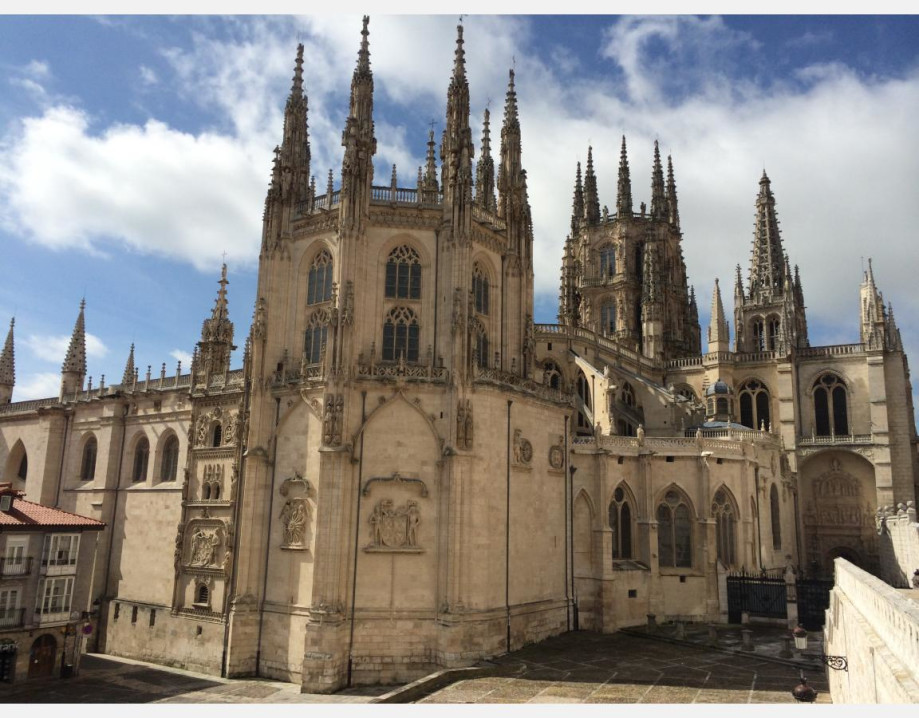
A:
796,577,833,630
726,570,787,624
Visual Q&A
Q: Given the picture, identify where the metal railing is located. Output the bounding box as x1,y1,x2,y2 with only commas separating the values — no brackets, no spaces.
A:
0,556,33,578
0,607,25,628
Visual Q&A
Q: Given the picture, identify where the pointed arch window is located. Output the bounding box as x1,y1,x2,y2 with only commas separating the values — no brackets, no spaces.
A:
598,244,615,277
472,263,489,315
382,307,419,362
17,453,27,481
160,435,179,482
600,301,616,337
657,489,692,568
711,488,737,567
303,310,328,366
767,316,780,350
609,485,633,561
307,249,333,305
620,382,635,408
738,378,770,430
751,318,765,351
80,437,97,481
813,374,848,436
132,437,149,483
385,245,421,300
770,484,782,551
543,360,562,390
575,371,592,435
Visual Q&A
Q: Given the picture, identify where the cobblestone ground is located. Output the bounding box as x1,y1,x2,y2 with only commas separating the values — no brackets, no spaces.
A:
0,654,389,704
420,631,831,704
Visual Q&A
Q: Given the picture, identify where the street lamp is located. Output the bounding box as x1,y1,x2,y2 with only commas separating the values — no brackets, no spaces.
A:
792,671,817,703
791,625,848,671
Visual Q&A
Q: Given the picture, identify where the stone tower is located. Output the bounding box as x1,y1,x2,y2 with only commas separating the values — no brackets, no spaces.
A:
557,137,700,360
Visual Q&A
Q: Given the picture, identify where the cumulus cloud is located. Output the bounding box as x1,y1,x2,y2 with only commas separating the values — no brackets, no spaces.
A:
14,372,60,401
24,332,108,364
170,349,193,366
139,65,158,85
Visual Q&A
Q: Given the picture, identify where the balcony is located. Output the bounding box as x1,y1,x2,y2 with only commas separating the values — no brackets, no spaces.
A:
35,609,71,625
0,556,33,578
0,607,25,628
797,433,873,448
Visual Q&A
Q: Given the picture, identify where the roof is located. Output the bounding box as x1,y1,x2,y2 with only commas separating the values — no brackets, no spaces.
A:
0,497,105,531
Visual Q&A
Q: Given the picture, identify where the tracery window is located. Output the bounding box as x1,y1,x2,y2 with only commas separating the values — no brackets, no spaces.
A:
711,488,737,567
80,437,97,481
303,310,328,365
385,245,421,300
543,360,562,390
472,263,489,315
751,318,765,351
813,374,849,436
738,378,770,430
620,382,635,408
657,489,692,568
132,437,149,483
160,435,179,482
382,307,420,362
307,249,334,305
575,371,592,435
598,243,615,277
600,301,616,337
609,485,633,561
767,316,780,350
770,484,782,551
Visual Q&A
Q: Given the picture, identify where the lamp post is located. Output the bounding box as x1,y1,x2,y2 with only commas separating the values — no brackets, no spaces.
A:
792,625,848,671
792,670,817,703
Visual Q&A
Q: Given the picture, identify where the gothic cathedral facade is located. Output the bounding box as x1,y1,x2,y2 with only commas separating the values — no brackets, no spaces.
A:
0,19,916,692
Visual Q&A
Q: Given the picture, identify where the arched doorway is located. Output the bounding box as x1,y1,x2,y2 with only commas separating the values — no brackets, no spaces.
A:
28,634,57,679
826,546,862,569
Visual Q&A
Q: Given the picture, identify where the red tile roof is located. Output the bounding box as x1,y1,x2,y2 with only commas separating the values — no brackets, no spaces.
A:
0,497,105,530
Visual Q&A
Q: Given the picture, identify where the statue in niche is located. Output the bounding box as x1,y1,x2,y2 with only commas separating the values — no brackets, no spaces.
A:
456,400,473,450
195,414,209,447
280,498,308,547
223,412,237,446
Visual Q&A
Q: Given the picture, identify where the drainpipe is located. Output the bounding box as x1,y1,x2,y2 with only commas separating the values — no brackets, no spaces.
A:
346,390,367,687
564,414,570,631
505,399,512,653
254,396,281,676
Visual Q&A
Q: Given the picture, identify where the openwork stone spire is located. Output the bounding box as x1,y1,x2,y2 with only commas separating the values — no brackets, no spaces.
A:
582,146,600,225
649,140,666,220
570,161,584,237
666,153,680,229
441,23,474,212
748,171,786,299
340,15,377,234
616,136,632,217
475,108,496,212
708,278,730,352
197,265,236,379
62,299,87,376
0,318,14,401
278,43,311,207
422,128,439,194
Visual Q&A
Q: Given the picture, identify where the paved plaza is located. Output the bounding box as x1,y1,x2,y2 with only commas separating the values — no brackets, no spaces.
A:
1,625,830,704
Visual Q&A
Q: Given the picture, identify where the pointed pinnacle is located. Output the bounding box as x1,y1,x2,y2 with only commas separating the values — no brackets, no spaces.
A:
0,317,14,387
121,343,136,386
290,43,305,100
453,23,466,79
356,16,371,76
62,300,87,375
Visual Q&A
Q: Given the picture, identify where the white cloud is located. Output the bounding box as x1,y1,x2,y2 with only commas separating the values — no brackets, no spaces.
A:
24,332,108,364
13,372,59,402
139,65,158,86
170,349,193,366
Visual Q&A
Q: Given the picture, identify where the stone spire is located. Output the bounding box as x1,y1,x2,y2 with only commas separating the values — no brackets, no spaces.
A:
197,265,236,380
0,318,14,404
666,153,680,229
475,108,496,212
60,299,87,399
641,247,663,359
748,170,786,299
708,279,730,352
616,136,632,218
570,161,584,238
441,22,474,216
279,43,311,207
688,286,700,353
422,127,439,197
860,257,887,349
340,16,377,234
121,343,136,387
649,140,666,220
582,146,600,225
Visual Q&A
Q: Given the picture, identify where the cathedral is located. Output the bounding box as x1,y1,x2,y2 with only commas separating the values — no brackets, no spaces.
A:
0,18,917,692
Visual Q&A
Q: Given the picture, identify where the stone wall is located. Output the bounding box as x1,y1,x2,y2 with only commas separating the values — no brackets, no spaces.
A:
825,558,919,703
877,502,919,588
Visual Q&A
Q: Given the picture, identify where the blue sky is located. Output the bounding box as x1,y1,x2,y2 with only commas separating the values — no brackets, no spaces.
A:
1,14,918,423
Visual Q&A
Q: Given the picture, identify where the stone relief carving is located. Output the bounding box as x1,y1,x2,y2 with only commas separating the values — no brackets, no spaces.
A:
513,429,533,465
252,296,267,340
451,288,465,334
323,394,343,446
189,525,223,568
549,436,564,470
280,499,309,548
456,399,473,450
365,499,423,552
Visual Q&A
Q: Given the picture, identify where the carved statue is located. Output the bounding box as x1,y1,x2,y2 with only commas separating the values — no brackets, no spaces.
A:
190,527,220,567
280,499,308,547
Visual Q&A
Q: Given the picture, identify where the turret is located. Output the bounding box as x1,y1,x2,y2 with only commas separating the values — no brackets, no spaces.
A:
0,318,14,404
195,265,236,383
60,300,87,400
860,258,888,350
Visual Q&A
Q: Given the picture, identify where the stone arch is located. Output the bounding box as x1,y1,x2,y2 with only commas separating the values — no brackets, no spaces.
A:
4,438,28,486
655,484,695,568
573,489,595,576
608,481,637,561
130,432,150,483
354,389,443,455
154,430,181,483
711,484,739,567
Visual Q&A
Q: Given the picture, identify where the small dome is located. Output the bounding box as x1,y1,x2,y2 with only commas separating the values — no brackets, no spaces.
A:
704,378,731,397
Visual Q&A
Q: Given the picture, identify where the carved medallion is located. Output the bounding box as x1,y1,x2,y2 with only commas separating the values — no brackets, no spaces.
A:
364,499,423,553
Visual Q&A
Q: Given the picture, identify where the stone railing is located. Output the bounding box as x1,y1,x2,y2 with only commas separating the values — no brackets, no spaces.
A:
473,365,569,403
0,397,59,414
797,343,865,358
471,204,506,230
829,558,919,700
573,432,756,456
534,324,656,372
877,502,919,588
356,361,448,382
797,433,872,447
665,355,703,369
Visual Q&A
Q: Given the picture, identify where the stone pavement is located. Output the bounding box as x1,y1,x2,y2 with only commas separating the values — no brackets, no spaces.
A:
419,628,831,704
0,653,390,704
